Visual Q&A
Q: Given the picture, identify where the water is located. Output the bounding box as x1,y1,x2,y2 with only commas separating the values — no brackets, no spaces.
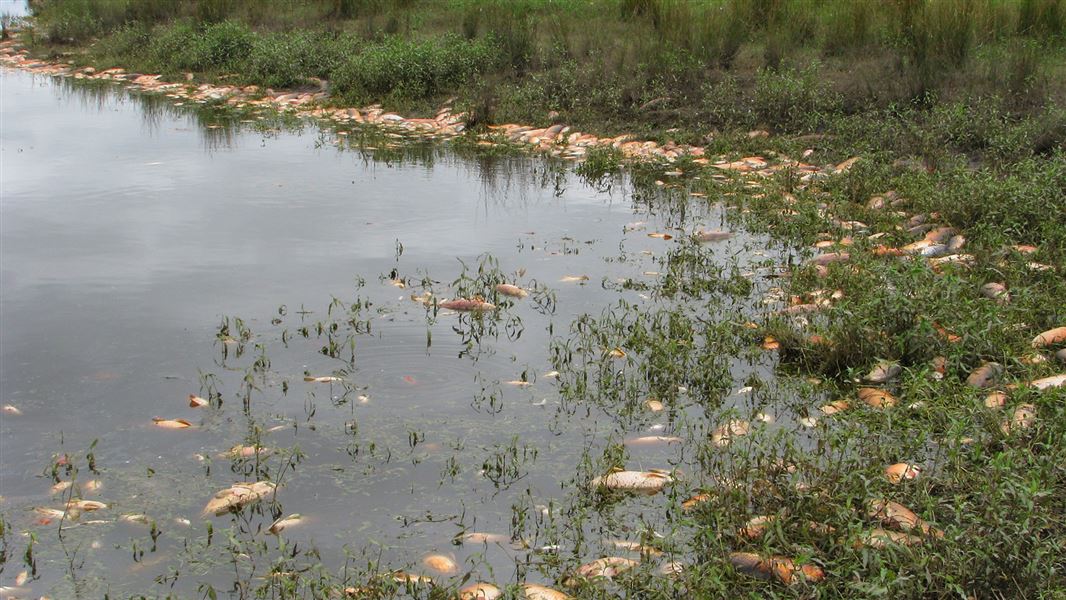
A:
1,67,784,597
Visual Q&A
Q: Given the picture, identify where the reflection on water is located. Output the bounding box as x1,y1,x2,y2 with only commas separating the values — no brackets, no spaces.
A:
1,66,782,597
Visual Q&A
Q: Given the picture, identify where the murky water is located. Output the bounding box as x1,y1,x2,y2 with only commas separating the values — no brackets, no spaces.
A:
1,66,790,597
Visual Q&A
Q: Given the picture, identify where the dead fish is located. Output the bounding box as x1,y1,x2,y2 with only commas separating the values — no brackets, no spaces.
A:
188,394,209,408
681,493,712,511
34,507,68,519
121,513,151,525
152,417,193,429
695,230,732,242
1032,326,1066,348
984,391,1008,409
607,347,626,359
923,227,956,243
422,553,458,574
15,571,28,586
522,583,571,600
901,239,947,257
947,234,966,252
387,571,434,586
303,376,342,383
440,298,496,312
229,445,270,458
624,435,683,446
966,362,1003,389
459,582,502,600
606,540,662,557
884,463,921,484
980,282,1010,304
711,419,750,446
855,528,924,549
762,336,780,350
867,499,943,538
647,232,673,240
858,388,897,409
505,380,532,387
459,532,511,545
644,399,664,412
2,405,22,415
592,469,674,495
1028,373,1066,390
570,556,638,582
729,552,825,585
268,514,303,535
865,362,901,383
559,275,589,283
202,481,275,516
658,561,685,576
738,515,776,540
1002,403,1037,434
496,283,528,298
807,252,849,267
67,500,107,511
819,400,850,415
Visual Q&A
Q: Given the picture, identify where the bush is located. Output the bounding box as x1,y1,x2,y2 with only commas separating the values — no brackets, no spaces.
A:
331,34,498,103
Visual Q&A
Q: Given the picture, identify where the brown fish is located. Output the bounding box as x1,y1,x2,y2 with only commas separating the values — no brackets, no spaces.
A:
496,283,528,298
1032,327,1066,348
858,388,897,409
440,298,496,312
966,362,1003,389
867,499,943,538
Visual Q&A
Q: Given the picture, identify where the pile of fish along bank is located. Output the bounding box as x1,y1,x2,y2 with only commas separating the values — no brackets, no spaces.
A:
3,33,847,176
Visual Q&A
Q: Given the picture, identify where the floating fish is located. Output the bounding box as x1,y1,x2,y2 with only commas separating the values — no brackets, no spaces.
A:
738,515,776,540
268,514,303,535
303,376,342,383
459,532,511,545
762,336,780,350
188,394,209,408
459,582,502,600
67,500,107,511
570,557,638,583
647,232,673,240
522,583,571,600
695,230,733,242
422,553,457,574
440,298,496,312
496,283,528,298
2,405,22,415
559,275,589,283
711,419,750,446
807,252,849,267
202,481,275,516
153,417,193,429
624,435,683,446
592,470,674,495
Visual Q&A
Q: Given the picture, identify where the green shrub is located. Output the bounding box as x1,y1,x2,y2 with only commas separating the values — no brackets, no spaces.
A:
331,34,498,103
